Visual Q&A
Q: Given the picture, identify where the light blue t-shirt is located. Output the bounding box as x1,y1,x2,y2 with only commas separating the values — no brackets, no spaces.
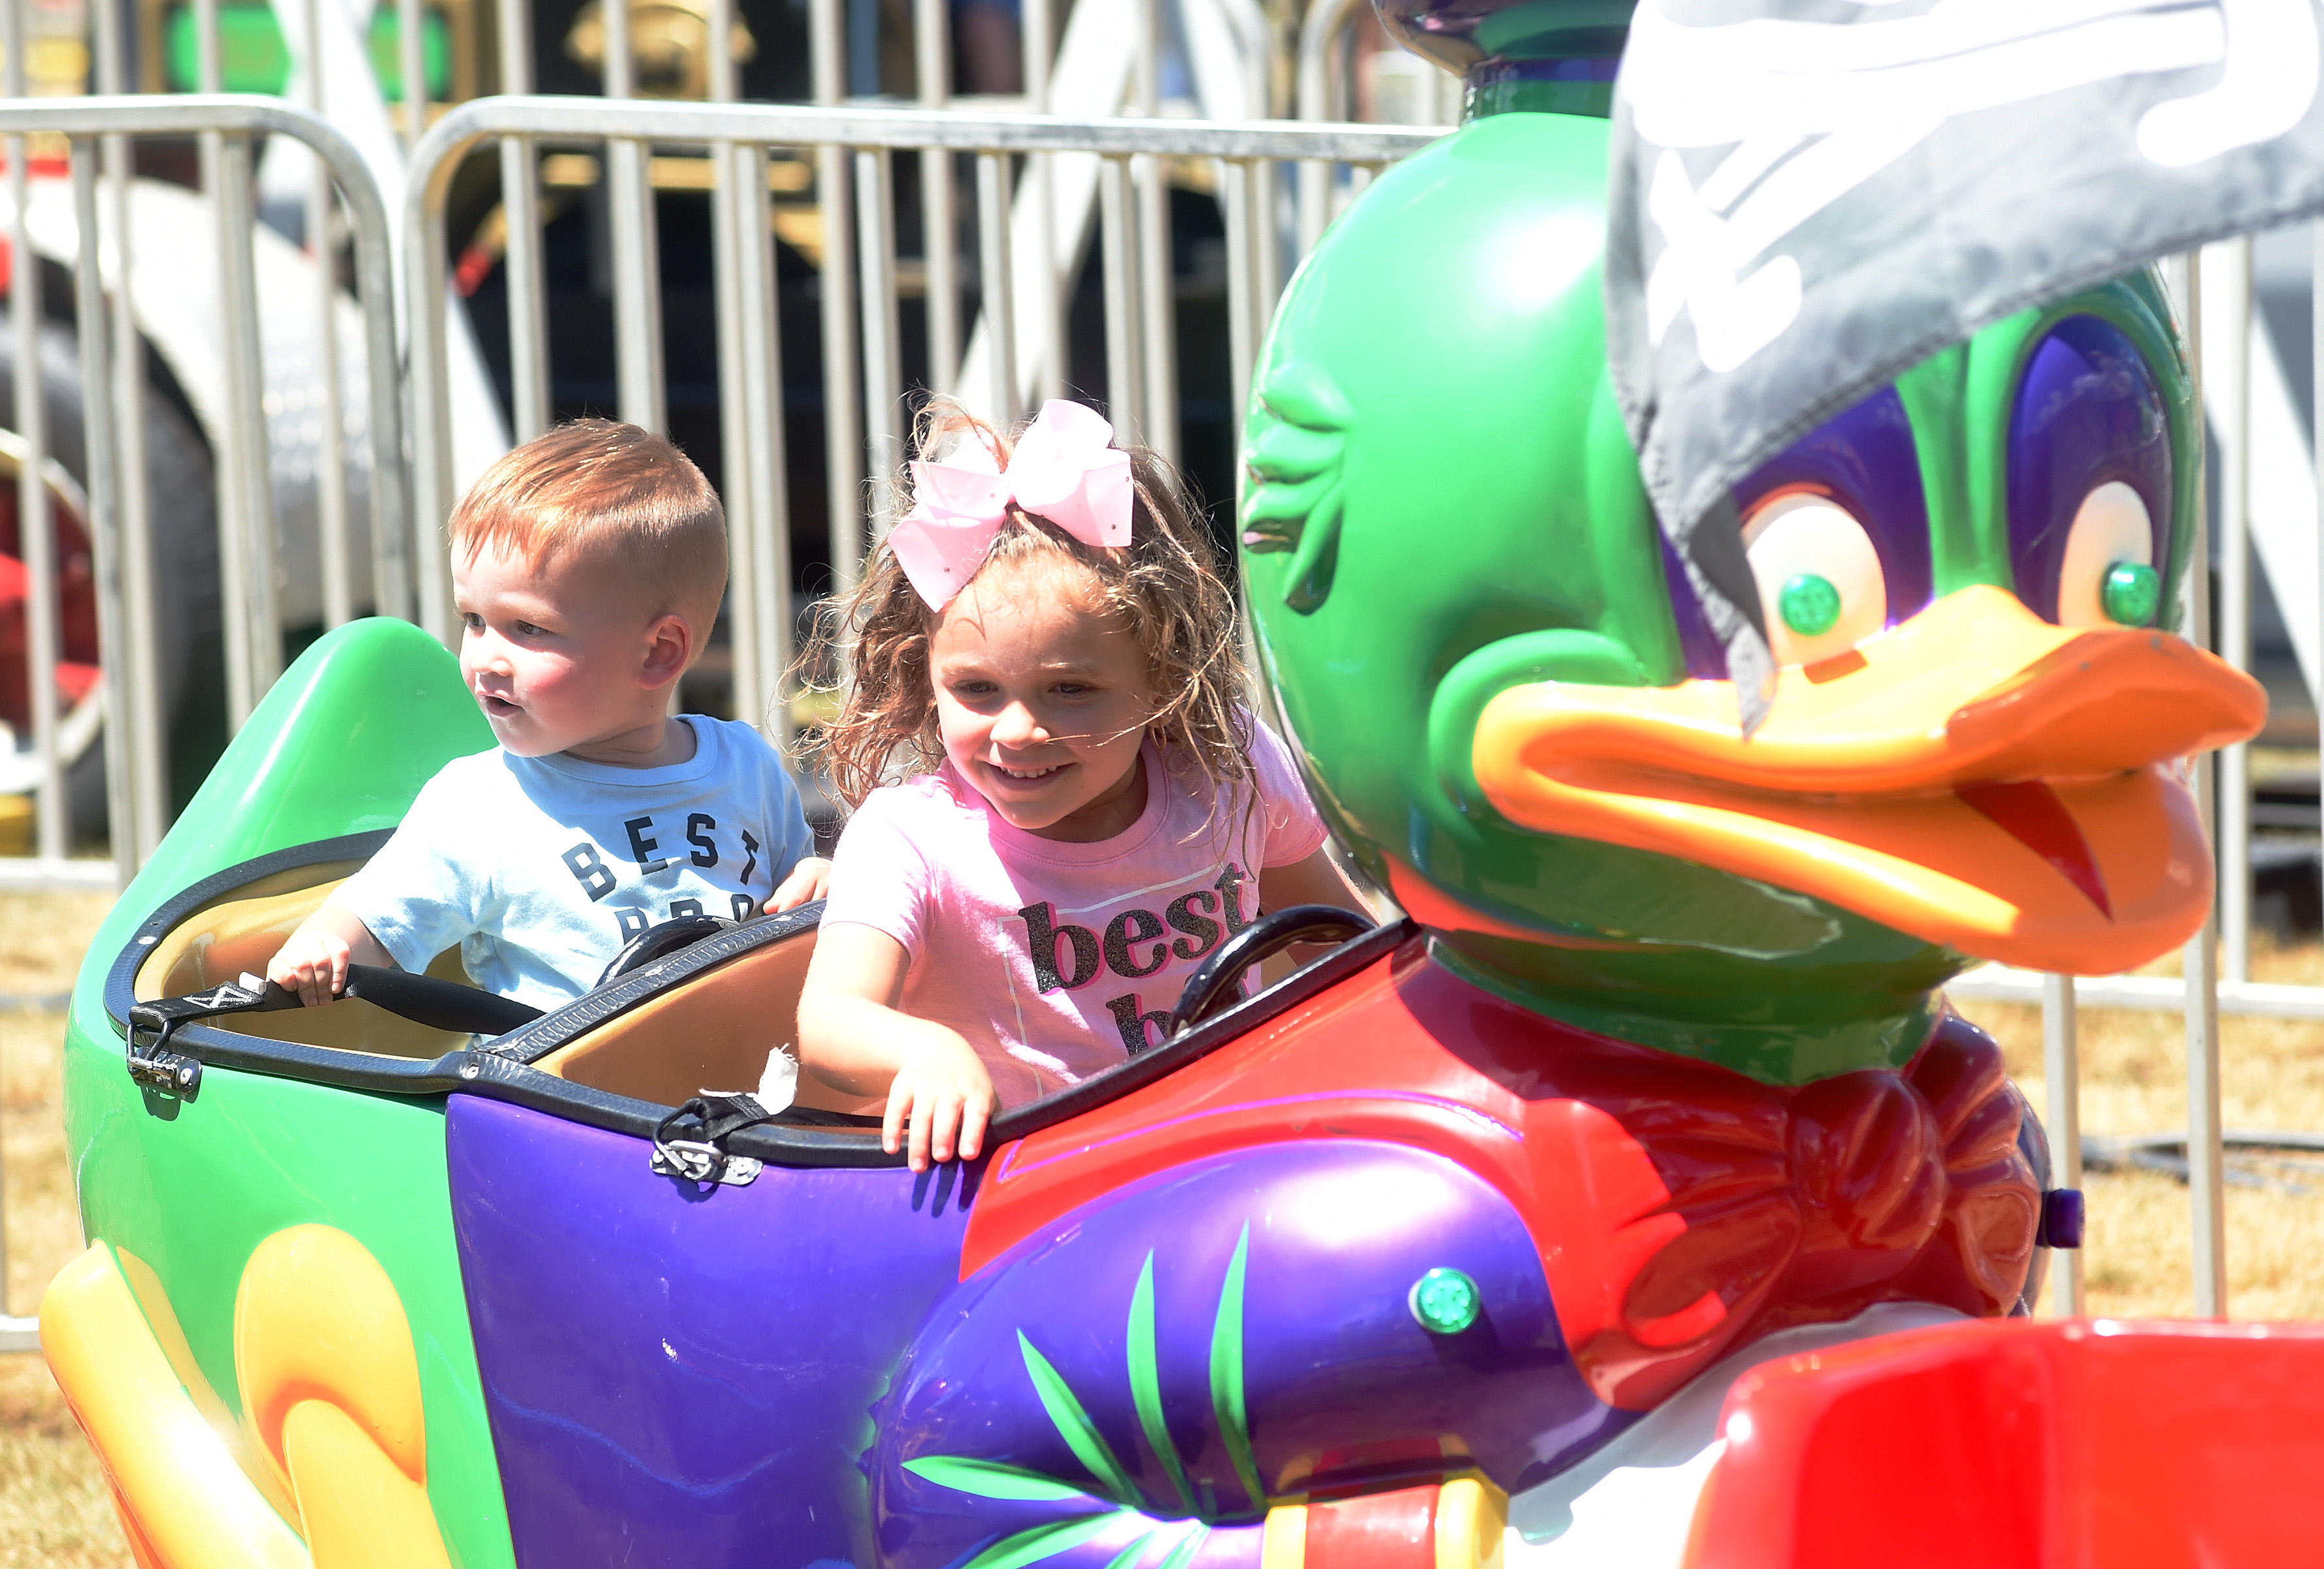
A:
337,717,817,1011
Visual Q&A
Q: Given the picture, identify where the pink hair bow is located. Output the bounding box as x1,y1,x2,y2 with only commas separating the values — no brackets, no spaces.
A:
888,400,1134,609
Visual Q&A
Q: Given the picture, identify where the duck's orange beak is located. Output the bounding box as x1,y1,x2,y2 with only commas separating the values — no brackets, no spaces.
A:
1472,586,2266,973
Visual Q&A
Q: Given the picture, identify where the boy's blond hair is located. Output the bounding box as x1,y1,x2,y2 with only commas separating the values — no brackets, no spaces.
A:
450,419,726,634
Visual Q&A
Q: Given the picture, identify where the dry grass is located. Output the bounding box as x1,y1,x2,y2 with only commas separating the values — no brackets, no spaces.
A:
0,890,130,1569
1974,934,2324,1321
0,891,2316,1557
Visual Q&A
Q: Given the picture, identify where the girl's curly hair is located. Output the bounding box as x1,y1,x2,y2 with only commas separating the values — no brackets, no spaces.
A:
798,401,1250,814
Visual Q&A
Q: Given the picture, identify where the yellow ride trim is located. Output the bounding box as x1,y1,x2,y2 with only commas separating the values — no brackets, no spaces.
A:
41,1227,456,1569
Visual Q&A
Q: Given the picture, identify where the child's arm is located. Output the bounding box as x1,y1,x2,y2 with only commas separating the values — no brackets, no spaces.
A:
266,897,397,1007
1258,850,1372,966
1258,848,1364,916
766,855,833,912
796,921,995,1172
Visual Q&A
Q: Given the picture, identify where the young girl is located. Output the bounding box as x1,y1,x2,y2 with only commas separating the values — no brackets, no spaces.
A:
794,400,1360,1170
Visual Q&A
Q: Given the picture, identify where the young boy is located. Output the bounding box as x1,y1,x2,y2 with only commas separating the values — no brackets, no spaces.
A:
269,420,828,1011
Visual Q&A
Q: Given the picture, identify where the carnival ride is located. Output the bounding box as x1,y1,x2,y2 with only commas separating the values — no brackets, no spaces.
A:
35,2,2324,1564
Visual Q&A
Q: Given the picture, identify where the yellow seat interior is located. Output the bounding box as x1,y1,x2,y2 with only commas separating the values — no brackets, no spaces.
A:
131,857,867,1119
133,861,477,1061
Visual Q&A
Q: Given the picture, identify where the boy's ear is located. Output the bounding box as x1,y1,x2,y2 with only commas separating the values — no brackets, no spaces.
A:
639,611,694,690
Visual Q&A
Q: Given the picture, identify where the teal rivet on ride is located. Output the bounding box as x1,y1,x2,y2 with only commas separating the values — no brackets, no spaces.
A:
2102,561,2161,626
1408,1267,1480,1334
1778,573,1842,637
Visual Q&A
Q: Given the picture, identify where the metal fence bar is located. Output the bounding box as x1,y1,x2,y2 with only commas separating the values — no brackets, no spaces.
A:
303,0,352,630
185,0,261,728
917,0,958,396
1247,153,1279,352
2042,974,2083,1315
734,144,792,741
2170,248,2227,1319
218,129,281,722
1951,965,2324,1017
90,0,163,862
1296,0,1368,253
2210,239,2253,984
1221,157,1255,434
68,143,134,892
975,152,1017,424
1098,154,1143,439
1021,0,1062,407
411,98,1440,166
1,0,31,1354
705,0,757,726
1130,0,1176,464
857,146,904,544
811,0,865,593
7,29,65,862
399,0,426,146
498,0,550,443
713,143,758,720
602,0,665,433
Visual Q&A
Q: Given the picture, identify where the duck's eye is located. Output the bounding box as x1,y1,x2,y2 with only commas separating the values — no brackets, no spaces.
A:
1742,494,1889,666
2005,314,2172,624
2055,481,2160,628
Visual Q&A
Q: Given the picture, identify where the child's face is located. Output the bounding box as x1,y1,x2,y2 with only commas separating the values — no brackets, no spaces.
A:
930,559,1156,840
454,539,684,759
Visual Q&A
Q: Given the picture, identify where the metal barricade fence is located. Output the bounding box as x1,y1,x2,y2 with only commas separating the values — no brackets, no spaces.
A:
401,97,1439,732
0,93,409,885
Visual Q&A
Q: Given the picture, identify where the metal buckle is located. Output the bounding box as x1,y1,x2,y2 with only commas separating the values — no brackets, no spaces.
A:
649,1137,761,1187
126,1037,203,1100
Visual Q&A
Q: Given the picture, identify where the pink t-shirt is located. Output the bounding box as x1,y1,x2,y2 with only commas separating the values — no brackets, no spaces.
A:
819,715,1330,1106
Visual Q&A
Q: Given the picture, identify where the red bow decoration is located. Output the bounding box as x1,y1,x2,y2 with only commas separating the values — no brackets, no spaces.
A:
1526,1010,2040,1409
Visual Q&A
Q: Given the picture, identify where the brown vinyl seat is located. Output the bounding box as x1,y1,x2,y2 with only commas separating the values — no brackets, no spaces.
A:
529,926,838,1109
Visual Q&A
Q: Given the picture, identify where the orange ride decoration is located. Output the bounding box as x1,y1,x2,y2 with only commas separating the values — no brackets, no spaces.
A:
1473,586,2264,976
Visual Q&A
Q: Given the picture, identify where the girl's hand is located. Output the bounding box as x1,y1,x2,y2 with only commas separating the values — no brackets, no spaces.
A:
797,920,996,1169
768,856,833,912
883,1032,996,1172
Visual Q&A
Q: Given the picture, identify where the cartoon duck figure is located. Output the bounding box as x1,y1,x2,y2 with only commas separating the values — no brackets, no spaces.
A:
1239,0,2265,1440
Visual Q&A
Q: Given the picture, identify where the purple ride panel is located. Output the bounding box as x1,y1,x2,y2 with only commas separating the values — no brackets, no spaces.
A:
875,1140,1625,1569
447,1095,973,1568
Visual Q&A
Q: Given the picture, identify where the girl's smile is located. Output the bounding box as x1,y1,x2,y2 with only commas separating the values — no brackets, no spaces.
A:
930,560,1156,843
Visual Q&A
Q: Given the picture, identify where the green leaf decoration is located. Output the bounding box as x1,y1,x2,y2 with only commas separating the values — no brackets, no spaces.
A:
1154,1523,1210,1569
1208,1225,1266,1513
1102,1530,1160,1569
1240,362,1351,615
1128,1253,1195,1514
962,1511,1136,1569
1020,1330,1143,1510
904,1457,1100,1504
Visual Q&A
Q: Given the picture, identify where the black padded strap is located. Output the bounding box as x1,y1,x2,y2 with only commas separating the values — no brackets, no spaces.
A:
340,964,543,1038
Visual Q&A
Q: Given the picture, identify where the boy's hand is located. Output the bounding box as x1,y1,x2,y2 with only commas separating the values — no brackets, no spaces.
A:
883,1031,996,1173
267,928,354,1008
265,900,396,1007
767,856,833,913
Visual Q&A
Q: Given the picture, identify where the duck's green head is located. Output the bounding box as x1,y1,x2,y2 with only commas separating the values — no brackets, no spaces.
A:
1240,104,2264,1083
